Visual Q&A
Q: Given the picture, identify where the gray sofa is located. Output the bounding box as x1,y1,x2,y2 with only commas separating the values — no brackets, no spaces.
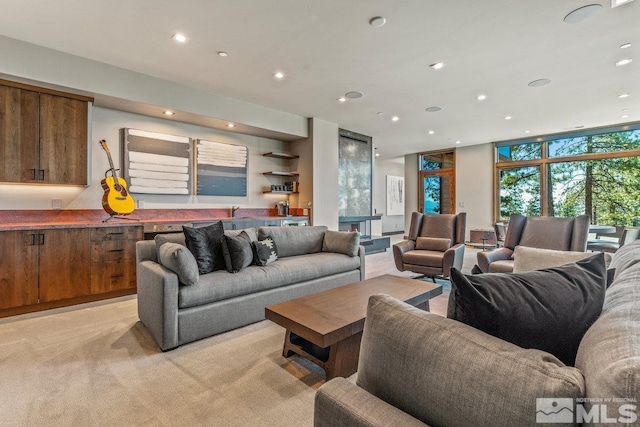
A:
315,241,640,427
136,225,365,351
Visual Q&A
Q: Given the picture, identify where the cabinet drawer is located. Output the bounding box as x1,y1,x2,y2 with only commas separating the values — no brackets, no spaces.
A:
91,259,136,294
91,240,136,262
91,226,141,242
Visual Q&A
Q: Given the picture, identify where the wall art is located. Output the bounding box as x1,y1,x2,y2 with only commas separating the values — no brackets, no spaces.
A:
122,128,192,195
386,175,404,216
195,139,248,196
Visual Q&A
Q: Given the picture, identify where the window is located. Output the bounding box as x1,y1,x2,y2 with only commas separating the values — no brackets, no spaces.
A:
495,124,640,225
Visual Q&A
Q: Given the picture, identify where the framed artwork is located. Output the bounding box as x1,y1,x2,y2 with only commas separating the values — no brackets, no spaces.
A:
122,128,192,195
195,139,248,196
386,175,404,216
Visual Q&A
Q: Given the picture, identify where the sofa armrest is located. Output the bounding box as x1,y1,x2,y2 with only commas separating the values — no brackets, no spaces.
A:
136,260,180,351
442,243,465,278
314,377,428,427
476,247,513,273
392,240,416,271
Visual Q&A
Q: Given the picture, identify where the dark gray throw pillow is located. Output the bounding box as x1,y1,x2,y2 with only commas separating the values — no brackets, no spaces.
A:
183,222,226,274
448,253,607,366
252,238,278,266
223,231,253,273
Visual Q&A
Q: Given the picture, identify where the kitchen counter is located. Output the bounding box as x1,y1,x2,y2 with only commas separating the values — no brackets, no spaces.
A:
0,209,309,231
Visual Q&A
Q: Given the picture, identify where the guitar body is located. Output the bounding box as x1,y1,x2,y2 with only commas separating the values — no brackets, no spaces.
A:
101,176,135,215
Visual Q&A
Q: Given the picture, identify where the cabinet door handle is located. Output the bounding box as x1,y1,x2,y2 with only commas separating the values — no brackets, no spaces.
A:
110,274,124,279
39,233,45,245
108,249,124,253
39,169,45,180
28,233,37,246
31,169,37,180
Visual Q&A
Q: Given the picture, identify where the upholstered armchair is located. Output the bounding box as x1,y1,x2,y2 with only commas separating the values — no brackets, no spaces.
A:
393,212,466,280
477,214,590,273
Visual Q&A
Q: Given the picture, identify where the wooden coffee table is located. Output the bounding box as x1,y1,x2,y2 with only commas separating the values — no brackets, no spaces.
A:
264,274,442,380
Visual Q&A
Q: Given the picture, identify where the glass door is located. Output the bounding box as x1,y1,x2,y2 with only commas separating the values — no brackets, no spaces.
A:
418,150,456,215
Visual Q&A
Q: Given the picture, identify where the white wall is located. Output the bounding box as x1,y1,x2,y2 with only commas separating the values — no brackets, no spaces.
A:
0,107,289,210
373,157,405,234
456,144,494,238
311,119,340,230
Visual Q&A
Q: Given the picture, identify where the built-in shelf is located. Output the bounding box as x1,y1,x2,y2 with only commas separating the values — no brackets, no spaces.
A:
263,190,299,194
263,152,299,160
263,171,299,177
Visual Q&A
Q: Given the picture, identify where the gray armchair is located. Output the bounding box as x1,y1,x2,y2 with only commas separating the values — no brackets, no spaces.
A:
393,212,466,279
477,214,590,273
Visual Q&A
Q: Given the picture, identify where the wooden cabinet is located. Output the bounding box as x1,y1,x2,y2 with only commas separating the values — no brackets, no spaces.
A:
0,225,142,317
90,226,142,294
0,231,39,310
0,80,91,185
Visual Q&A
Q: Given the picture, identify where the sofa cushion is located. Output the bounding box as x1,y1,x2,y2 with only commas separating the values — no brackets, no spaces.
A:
576,261,640,411
513,245,612,272
609,239,640,280
448,253,607,366
223,231,254,273
519,216,575,251
252,238,278,266
322,230,360,257
415,237,451,252
358,294,585,427
154,232,186,256
178,252,360,308
258,226,327,258
183,222,226,274
402,250,443,268
157,242,199,285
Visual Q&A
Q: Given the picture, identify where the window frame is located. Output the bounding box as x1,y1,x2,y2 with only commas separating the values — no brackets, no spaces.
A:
494,122,640,222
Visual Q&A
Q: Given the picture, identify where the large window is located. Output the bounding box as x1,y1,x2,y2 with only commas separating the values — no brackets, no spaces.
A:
495,124,640,225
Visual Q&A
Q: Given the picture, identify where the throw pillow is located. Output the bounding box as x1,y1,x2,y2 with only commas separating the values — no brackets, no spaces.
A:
322,230,360,257
157,242,199,285
223,231,254,273
252,238,278,266
183,222,226,274
415,237,451,252
448,253,607,366
513,245,612,272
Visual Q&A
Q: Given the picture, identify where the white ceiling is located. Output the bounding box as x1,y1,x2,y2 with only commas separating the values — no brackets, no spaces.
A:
1,0,638,159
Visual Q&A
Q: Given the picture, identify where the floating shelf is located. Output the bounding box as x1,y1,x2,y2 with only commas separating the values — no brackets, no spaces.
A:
263,171,299,177
263,190,299,194
263,152,299,160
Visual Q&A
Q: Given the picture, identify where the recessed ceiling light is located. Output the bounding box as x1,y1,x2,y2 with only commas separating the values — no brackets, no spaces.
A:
528,78,552,87
477,94,487,101
619,93,631,98
337,97,347,102
622,114,630,118
227,123,235,128
273,71,285,79
611,0,634,8
369,16,387,27
504,116,513,120
455,141,461,144
218,51,228,57
524,130,531,134
428,130,435,135
171,33,187,43
621,43,632,49
345,91,363,99
425,106,442,112
430,62,445,70
391,116,399,122
615,58,633,66
163,110,175,116
563,4,603,23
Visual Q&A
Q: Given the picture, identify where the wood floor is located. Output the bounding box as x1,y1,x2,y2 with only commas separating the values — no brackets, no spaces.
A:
365,235,480,317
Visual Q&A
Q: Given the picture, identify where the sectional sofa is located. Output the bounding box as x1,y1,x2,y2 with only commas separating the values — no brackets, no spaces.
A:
136,225,364,351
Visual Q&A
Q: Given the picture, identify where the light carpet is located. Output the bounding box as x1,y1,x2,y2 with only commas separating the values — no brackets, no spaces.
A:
0,297,325,427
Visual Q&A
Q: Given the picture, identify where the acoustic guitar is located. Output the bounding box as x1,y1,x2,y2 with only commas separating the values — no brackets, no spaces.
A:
99,139,135,216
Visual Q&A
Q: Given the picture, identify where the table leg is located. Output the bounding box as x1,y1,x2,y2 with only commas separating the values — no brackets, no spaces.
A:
324,332,362,380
